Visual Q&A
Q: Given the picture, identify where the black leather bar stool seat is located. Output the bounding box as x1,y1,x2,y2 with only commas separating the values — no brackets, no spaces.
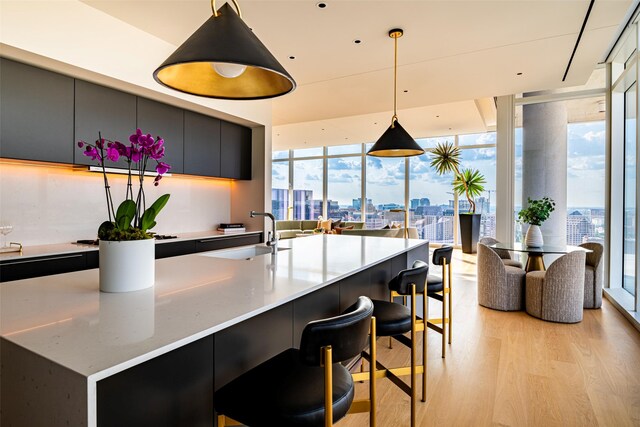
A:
426,275,444,293
369,301,411,336
216,296,377,427
215,348,354,426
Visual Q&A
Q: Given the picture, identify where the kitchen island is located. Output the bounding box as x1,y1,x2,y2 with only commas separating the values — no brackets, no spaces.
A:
1,234,429,427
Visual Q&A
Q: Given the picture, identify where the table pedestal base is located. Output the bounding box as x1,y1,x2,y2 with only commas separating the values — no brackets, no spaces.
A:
525,254,545,273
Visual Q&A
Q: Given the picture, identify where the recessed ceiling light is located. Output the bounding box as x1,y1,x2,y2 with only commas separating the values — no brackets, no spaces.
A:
353,39,362,44
316,2,327,8
448,128,452,130
516,72,523,76
403,90,408,93
289,56,296,60
436,115,440,118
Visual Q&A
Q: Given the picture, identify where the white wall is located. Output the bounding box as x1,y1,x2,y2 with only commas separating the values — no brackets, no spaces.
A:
0,163,232,246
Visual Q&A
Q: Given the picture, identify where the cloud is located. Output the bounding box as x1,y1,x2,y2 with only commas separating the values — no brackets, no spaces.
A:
329,173,355,183
367,157,383,169
329,158,360,170
583,130,605,142
305,173,321,181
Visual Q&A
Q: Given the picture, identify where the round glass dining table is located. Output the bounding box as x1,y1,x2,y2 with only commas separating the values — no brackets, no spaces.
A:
488,242,591,272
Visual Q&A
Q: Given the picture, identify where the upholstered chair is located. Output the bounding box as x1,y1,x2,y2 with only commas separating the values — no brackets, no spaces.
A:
477,243,526,311
579,242,603,309
525,251,586,323
479,237,523,269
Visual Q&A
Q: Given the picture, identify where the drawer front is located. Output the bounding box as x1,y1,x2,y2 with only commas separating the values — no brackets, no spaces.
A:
0,253,87,282
155,240,197,259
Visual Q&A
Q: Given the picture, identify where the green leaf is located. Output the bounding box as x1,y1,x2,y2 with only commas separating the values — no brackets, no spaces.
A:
115,200,136,231
140,194,170,231
140,207,156,231
97,221,115,240
429,142,460,175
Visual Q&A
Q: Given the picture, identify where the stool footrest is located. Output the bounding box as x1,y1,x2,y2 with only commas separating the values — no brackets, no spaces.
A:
359,352,424,397
347,400,371,414
427,322,444,334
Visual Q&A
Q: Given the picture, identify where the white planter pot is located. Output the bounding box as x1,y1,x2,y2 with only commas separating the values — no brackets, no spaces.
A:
99,239,155,293
525,224,544,247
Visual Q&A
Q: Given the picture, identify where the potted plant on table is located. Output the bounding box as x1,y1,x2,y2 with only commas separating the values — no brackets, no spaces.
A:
78,129,171,292
430,142,486,253
517,197,555,247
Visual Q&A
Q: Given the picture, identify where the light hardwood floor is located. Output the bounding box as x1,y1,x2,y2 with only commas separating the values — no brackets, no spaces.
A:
341,250,640,427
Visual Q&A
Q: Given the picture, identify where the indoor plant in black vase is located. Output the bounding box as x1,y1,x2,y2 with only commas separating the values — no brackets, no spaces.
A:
430,141,486,253
78,129,171,292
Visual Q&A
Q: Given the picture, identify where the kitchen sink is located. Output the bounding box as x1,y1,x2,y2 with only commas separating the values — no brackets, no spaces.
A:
201,245,290,260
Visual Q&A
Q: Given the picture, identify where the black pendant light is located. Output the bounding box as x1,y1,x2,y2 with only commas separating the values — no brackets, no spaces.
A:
367,29,424,157
153,0,296,100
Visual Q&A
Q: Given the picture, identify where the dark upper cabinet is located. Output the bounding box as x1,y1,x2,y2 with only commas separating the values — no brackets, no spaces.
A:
183,111,221,177
136,98,184,174
74,80,136,167
0,58,74,163
220,121,252,180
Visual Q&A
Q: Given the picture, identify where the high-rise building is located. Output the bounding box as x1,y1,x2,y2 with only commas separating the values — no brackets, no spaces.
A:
272,188,289,220
567,210,595,245
293,189,313,220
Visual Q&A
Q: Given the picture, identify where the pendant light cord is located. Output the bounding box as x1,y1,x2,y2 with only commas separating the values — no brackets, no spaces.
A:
392,32,398,127
212,0,242,18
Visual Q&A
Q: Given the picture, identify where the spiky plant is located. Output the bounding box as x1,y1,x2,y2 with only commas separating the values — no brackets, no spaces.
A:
430,142,486,213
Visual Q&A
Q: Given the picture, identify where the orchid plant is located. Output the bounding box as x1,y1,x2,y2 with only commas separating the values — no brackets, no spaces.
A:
78,129,171,241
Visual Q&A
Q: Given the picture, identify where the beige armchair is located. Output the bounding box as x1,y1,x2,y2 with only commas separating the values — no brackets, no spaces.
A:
525,251,586,323
580,242,603,309
479,237,523,268
477,243,526,311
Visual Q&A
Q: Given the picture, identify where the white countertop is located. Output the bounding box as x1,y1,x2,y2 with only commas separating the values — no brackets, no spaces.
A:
0,235,427,381
0,230,262,261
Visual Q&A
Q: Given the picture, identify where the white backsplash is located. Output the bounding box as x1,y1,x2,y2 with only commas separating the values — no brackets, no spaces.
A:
0,163,232,246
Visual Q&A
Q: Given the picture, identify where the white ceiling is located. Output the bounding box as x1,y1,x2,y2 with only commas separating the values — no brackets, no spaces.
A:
79,0,630,149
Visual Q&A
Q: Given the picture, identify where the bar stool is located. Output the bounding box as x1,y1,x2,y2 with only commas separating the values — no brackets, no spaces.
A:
356,262,429,427
426,245,453,358
216,296,377,427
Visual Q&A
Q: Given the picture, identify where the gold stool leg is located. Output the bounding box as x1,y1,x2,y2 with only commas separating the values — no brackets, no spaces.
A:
422,289,427,402
324,346,333,427
448,263,453,345
410,284,417,427
370,317,377,427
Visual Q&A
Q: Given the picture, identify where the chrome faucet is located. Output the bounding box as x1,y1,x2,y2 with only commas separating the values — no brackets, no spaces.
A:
250,211,278,253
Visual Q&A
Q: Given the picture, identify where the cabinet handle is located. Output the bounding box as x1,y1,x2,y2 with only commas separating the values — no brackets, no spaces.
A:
2,254,84,266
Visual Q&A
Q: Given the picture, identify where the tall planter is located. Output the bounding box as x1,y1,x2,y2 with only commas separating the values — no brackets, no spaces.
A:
459,213,481,254
99,239,155,293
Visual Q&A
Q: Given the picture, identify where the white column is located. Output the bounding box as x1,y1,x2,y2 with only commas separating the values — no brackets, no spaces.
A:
496,95,515,244
522,97,568,247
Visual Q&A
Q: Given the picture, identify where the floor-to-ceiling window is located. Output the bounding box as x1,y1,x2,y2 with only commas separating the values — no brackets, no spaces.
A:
292,157,323,220
272,131,497,246
606,15,638,322
327,144,362,221
365,154,405,229
458,133,497,240
271,150,290,220
409,137,455,243
624,83,637,295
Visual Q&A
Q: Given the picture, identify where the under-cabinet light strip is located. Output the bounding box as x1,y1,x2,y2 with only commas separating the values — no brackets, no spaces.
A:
88,166,172,177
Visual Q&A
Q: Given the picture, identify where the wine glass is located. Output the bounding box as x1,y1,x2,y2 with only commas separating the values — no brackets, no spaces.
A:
0,221,13,248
